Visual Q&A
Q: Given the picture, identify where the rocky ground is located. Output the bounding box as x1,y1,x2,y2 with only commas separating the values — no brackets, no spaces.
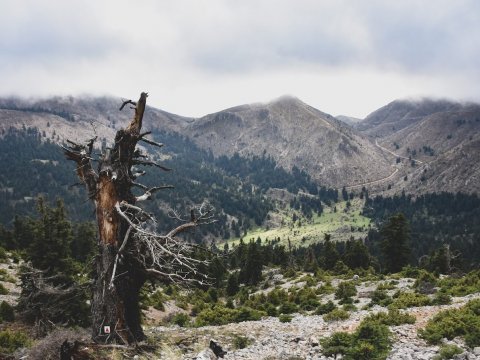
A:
147,281,480,360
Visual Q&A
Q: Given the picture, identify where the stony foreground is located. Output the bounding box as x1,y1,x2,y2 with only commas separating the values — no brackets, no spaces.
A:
148,293,480,360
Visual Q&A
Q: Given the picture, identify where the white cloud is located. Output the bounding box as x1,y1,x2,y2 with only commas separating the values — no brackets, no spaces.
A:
1,0,479,118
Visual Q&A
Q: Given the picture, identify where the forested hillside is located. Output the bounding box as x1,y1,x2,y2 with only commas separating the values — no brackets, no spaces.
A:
0,127,334,241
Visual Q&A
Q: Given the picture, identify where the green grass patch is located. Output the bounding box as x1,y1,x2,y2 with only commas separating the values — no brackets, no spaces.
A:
226,199,371,247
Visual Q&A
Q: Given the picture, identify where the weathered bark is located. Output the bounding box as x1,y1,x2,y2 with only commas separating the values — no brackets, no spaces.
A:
63,93,150,344
64,92,211,345
89,93,148,344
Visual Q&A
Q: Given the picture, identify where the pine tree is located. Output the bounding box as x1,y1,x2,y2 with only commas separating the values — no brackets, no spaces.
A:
27,197,75,277
239,241,263,285
321,234,339,270
380,213,411,273
226,272,240,296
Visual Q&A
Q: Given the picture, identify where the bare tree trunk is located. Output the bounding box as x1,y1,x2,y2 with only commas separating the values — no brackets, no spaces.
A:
64,92,212,345
90,93,148,343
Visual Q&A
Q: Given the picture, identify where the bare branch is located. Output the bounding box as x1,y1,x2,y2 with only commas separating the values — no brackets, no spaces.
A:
119,99,136,111
139,137,164,148
132,159,172,171
135,185,174,202
113,201,214,286
109,226,132,289
62,137,98,197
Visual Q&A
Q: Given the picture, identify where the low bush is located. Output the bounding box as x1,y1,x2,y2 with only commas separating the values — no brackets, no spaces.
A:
322,318,391,360
400,265,421,278
233,335,252,349
195,305,266,327
144,290,167,311
0,284,8,295
419,299,480,347
390,291,431,309
369,288,393,307
438,270,480,297
315,301,336,315
0,269,15,283
0,247,8,262
323,308,350,322
376,281,396,291
171,313,190,327
433,344,463,360
316,281,335,295
28,328,89,360
431,291,452,305
335,281,357,301
279,314,293,323
279,302,298,315
0,301,15,322
364,309,415,326
0,329,31,354
414,270,438,294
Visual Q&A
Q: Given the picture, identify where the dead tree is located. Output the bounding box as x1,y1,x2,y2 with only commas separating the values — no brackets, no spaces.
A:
63,92,213,344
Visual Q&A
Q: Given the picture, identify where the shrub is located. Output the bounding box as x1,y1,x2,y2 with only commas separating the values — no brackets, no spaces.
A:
279,302,298,314
0,301,15,322
401,265,421,278
369,288,393,307
433,344,463,360
342,303,357,312
0,284,8,295
145,290,166,311
28,328,89,360
322,318,391,360
171,313,190,327
279,314,293,323
233,335,252,349
335,281,357,301
265,303,278,317
195,305,265,327
267,288,289,306
414,270,438,294
323,308,350,322
322,332,353,356
438,270,480,297
364,309,415,326
419,299,480,347
315,300,336,315
0,247,8,262
390,291,430,309
316,281,335,295
431,291,452,305
300,298,320,311
0,329,31,354
354,320,391,359
377,281,396,291
0,269,15,283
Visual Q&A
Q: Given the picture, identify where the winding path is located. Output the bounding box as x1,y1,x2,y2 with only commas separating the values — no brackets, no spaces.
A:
345,138,424,190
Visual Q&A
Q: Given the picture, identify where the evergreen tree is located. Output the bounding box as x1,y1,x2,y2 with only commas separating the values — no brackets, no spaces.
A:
321,234,339,270
380,213,411,273
71,222,96,263
226,272,240,296
344,239,371,269
27,197,75,277
239,241,263,285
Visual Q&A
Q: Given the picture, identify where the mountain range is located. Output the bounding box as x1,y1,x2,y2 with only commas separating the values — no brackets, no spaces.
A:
1,94,478,195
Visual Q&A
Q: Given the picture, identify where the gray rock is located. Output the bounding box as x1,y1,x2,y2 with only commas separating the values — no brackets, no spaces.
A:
195,348,217,360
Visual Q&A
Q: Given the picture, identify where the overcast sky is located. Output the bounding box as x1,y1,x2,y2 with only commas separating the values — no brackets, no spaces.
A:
1,0,479,118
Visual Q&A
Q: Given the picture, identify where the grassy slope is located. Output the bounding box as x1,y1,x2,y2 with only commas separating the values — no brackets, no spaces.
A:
227,198,371,247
